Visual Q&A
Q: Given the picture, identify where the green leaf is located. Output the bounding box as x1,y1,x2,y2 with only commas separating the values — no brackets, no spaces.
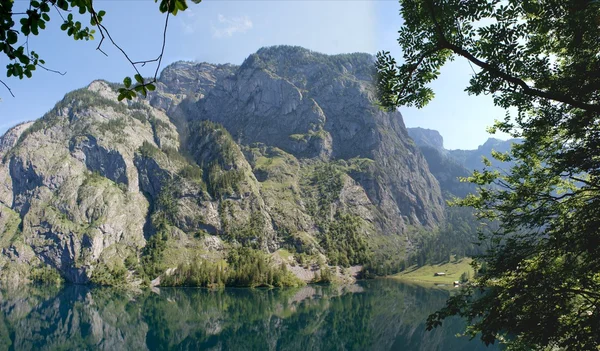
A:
146,83,156,91
123,77,132,88
158,0,169,13
175,0,188,11
57,0,69,11
6,31,18,45
134,74,144,84
18,55,29,64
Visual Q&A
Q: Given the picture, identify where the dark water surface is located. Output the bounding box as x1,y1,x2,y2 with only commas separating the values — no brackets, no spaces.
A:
0,279,501,350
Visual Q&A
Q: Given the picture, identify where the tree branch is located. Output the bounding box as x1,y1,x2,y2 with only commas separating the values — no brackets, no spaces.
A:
25,31,66,76
37,64,66,75
52,3,66,22
569,175,599,188
153,9,169,80
0,79,15,98
397,46,442,99
2,0,175,99
424,0,600,114
563,288,600,300
441,41,600,113
89,1,171,90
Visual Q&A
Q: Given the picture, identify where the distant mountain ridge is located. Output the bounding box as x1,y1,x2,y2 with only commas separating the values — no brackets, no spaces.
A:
449,137,522,171
406,127,446,153
407,127,522,198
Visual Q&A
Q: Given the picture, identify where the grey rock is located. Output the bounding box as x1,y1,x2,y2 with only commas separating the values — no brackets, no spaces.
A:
70,135,128,185
194,46,444,234
407,127,446,153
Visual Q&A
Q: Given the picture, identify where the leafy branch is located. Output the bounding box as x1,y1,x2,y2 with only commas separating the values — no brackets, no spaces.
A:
378,0,600,114
0,0,201,100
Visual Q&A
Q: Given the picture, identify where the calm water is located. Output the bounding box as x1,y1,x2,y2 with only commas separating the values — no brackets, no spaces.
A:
0,279,501,351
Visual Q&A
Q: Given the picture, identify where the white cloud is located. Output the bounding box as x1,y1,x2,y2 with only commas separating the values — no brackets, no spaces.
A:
211,14,253,38
179,7,200,34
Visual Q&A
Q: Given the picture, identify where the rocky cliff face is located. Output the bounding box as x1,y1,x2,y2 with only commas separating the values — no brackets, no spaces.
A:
0,46,444,286
193,47,444,228
406,127,446,154
407,128,474,199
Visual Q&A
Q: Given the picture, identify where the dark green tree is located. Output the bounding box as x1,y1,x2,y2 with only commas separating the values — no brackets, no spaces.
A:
378,0,600,349
0,0,201,100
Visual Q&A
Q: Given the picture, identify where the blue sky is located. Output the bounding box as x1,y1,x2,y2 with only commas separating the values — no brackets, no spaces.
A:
0,0,508,150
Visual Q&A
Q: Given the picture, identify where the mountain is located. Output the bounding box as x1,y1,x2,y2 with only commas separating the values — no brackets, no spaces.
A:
0,46,445,286
448,137,522,172
407,127,446,154
407,128,522,197
407,128,473,199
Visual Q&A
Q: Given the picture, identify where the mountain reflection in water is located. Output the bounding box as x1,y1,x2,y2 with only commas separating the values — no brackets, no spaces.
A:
0,279,501,350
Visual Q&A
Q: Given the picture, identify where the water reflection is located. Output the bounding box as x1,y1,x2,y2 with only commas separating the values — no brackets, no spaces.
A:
0,280,499,350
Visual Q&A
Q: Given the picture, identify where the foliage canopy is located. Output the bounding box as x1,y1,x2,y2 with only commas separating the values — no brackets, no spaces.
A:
377,0,600,349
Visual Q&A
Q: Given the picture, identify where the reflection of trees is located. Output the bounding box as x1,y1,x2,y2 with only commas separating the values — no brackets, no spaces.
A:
0,281,499,350
367,282,494,351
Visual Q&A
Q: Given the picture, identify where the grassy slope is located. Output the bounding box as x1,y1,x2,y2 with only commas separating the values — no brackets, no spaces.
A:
391,258,475,285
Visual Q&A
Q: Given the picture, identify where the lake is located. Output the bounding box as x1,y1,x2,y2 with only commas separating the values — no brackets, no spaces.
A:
0,279,501,350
